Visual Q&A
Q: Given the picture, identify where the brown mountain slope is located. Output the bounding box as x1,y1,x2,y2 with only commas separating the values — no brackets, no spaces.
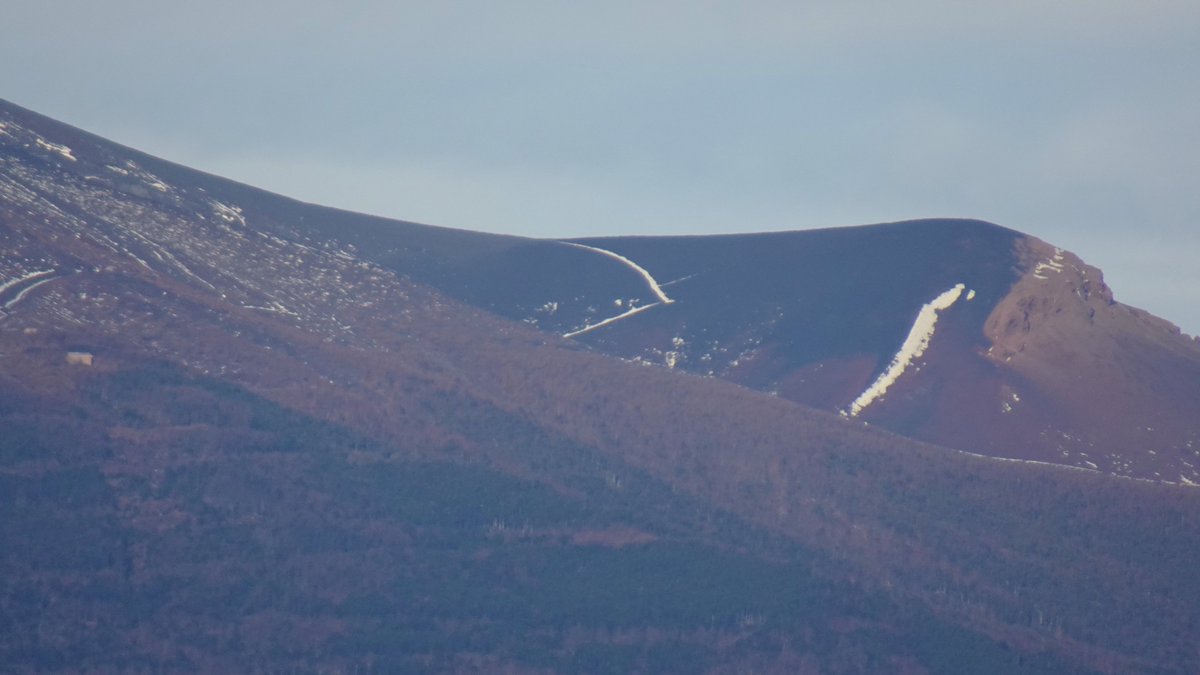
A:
10,95,1196,483
395,224,1200,483
853,233,1200,482
4,99,1200,672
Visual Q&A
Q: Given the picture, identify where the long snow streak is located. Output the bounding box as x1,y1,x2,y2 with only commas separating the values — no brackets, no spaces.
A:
560,242,674,304
3,275,59,309
0,269,56,297
846,283,966,417
563,302,660,339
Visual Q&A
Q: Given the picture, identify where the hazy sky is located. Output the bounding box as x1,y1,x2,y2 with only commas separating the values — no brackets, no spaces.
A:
4,1,1198,333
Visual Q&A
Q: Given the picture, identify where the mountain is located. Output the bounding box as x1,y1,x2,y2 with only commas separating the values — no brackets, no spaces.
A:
3,98,1200,673
358,217,1200,485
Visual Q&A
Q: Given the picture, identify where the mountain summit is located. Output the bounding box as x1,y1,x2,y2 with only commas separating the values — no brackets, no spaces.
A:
3,99,1200,673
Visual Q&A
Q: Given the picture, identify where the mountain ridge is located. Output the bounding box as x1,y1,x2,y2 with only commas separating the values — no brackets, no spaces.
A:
4,98,1200,672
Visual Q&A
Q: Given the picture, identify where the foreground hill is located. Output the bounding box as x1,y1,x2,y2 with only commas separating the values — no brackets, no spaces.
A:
3,99,1200,673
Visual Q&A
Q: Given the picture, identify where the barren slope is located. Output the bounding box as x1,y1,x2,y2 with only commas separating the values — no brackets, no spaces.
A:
4,99,1200,673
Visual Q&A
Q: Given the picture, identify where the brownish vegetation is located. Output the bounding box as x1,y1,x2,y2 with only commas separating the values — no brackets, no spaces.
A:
3,97,1200,673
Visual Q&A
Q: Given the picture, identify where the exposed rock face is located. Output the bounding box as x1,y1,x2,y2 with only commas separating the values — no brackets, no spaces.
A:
980,236,1200,481
985,237,1114,359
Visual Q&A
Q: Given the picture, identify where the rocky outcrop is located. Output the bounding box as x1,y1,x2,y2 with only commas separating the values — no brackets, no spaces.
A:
980,236,1200,481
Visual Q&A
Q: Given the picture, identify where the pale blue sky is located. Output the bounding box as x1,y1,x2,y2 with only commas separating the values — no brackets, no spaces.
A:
4,1,1199,333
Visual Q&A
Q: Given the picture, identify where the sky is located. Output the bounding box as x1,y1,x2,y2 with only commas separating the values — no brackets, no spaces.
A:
3,1,1199,334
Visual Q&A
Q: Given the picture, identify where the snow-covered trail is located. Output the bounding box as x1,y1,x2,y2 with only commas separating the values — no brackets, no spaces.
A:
559,242,674,304
949,446,1189,486
558,241,676,338
0,269,56,297
845,283,968,417
3,275,60,309
563,302,660,339
0,269,61,313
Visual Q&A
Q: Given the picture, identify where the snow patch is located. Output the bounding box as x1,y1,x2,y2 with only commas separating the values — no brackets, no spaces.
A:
1001,390,1021,413
35,138,76,162
966,289,976,301
211,200,246,226
243,301,300,318
1032,247,1066,279
119,160,171,192
845,283,965,417
662,336,686,369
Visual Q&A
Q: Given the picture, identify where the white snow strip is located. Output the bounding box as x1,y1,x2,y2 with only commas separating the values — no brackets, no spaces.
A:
966,289,976,301
243,302,301,317
257,230,319,254
1032,249,1066,278
35,138,76,162
4,276,59,309
563,302,660,338
560,242,674,304
947,448,1185,486
167,255,217,291
0,269,56,296
154,246,216,291
959,451,1097,473
122,229,216,291
661,274,696,287
846,283,965,417
122,248,154,272
210,199,244,225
